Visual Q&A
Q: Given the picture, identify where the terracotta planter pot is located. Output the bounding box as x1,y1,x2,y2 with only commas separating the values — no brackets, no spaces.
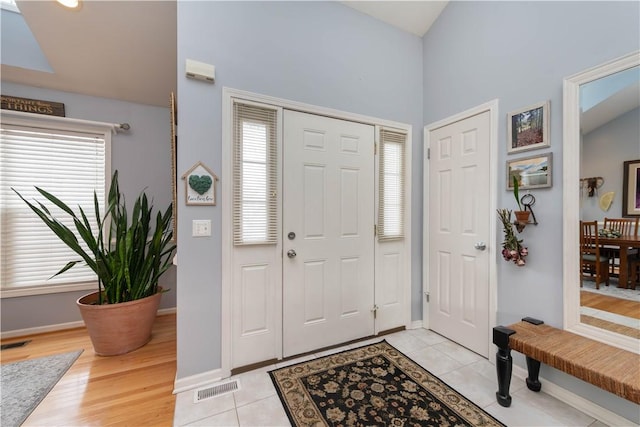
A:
514,210,531,223
77,289,162,356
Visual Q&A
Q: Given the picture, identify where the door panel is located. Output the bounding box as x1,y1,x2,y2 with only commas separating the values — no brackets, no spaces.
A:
283,110,374,358
428,111,490,357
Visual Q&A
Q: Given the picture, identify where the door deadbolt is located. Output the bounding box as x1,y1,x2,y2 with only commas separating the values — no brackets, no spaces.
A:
288,232,296,240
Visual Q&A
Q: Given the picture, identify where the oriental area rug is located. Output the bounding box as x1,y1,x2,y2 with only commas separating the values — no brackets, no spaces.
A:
1,350,83,427
269,341,504,427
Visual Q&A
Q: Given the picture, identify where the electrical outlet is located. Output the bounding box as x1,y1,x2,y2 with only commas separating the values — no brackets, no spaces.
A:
192,220,211,237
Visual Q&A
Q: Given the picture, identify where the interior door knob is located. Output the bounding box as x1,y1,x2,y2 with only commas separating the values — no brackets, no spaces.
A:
287,249,297,258
474,242,487,251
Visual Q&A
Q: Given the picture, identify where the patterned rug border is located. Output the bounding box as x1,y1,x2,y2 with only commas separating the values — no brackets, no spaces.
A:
269,340,505,427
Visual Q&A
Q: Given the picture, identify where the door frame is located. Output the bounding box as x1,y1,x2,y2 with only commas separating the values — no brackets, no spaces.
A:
221,87,412,378
422,100,499,360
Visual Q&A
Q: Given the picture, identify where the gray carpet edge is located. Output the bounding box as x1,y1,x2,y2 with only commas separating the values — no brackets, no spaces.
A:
1,349,83,427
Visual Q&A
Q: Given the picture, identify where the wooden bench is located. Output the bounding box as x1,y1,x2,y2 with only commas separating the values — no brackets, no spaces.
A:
493,318,640,407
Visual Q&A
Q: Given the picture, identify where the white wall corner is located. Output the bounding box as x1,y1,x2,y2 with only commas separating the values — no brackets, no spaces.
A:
409,320,424,330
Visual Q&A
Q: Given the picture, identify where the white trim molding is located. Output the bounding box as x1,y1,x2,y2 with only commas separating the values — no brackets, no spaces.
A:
0,308,176,340
562,51,640,354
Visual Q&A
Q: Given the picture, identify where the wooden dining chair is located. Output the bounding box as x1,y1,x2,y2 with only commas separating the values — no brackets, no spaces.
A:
602,217,639,277
580,221,610,289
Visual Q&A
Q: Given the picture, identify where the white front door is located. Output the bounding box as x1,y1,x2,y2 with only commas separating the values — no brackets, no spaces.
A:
428,110,491,357
282,110,375,358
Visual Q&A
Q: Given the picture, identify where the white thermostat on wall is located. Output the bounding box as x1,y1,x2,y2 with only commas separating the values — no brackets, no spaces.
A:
186,59,215,83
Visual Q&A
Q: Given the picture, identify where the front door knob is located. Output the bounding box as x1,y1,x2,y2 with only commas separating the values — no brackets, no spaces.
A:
287,249,297,258
474,242,487,251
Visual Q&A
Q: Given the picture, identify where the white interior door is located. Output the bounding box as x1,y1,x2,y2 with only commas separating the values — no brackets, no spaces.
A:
428,110,490,357
283,110,375,358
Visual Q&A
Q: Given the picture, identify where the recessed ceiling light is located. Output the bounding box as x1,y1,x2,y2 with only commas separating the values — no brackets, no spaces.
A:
56,0,81,9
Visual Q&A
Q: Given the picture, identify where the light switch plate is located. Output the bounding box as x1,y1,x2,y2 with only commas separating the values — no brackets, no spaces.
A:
192,220,211,237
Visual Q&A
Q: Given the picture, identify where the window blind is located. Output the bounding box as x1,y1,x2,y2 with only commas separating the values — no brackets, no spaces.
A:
378,128,406,241
233,102,278,245
0,124,106,289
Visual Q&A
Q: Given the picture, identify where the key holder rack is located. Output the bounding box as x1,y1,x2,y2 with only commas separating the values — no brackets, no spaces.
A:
514,193,538,232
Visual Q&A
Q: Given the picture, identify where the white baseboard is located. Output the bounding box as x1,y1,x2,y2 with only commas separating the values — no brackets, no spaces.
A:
511,365,635,427
0,307,177,340
1,320,85,339
409,320,423,330
173,368,224,394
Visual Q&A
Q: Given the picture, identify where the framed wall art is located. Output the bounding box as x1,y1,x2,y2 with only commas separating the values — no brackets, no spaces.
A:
506,153,552,190
622,159,640,217
507,100,550,154
182,161,218,206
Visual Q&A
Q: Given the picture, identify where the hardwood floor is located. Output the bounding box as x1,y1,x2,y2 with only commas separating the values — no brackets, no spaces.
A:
1,313,176,426
581,314,640,339
580,291,640,319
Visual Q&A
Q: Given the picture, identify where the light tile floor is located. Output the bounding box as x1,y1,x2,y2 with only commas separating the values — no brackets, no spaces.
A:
174,329,610,427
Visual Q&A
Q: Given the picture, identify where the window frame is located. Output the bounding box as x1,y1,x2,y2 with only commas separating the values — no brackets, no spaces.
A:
378,128,407,241
232,100,280,246
0,110,113,298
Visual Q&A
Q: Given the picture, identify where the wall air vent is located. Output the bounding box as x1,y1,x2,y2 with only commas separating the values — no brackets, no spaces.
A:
193,379,240,403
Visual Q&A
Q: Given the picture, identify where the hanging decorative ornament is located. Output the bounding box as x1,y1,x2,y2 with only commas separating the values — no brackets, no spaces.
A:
599,191,615,212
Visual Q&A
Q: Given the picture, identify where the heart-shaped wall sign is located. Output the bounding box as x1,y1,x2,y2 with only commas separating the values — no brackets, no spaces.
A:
188,174,213,195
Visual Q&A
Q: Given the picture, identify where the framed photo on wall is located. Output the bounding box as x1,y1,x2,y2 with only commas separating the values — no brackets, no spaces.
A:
506,153,552,190
622,159,640,217
507,101,550,154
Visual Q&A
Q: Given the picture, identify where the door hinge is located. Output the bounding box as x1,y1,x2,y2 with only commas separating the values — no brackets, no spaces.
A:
371,304,379,319
374,224,377,236
424,291,430,303
427,148,430,160
374,142,377,155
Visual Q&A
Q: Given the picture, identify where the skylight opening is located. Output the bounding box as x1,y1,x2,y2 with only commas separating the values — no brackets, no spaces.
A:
0,0,20,14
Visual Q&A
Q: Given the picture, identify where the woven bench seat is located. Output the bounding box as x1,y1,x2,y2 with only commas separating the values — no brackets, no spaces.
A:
493,318,640,407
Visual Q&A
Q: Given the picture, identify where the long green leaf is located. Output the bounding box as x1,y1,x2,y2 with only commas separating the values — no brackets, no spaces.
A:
13,170,176,305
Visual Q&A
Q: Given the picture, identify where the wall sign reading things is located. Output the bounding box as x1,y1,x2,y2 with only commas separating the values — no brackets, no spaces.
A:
1,95,66,117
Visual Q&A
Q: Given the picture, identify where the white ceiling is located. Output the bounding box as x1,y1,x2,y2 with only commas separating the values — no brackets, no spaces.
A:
581,82,640,134
343,1,448,37
2,0,177,107
1,1,446,107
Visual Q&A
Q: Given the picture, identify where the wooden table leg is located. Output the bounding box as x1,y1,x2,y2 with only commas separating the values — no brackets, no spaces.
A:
619,244,629,289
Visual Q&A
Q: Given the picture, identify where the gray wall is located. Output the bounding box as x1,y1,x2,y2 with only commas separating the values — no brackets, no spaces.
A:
422,1,639,421
176,1,423,379
581,107,640,221
0,82,176,332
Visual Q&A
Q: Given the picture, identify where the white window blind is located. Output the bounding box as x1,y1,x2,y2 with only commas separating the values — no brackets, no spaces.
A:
0,124,106,290
378,128,406,241
233,102,278,245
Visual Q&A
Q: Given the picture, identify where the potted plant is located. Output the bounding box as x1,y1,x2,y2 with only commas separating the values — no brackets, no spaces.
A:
512,175,530,224
13,171,176,356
